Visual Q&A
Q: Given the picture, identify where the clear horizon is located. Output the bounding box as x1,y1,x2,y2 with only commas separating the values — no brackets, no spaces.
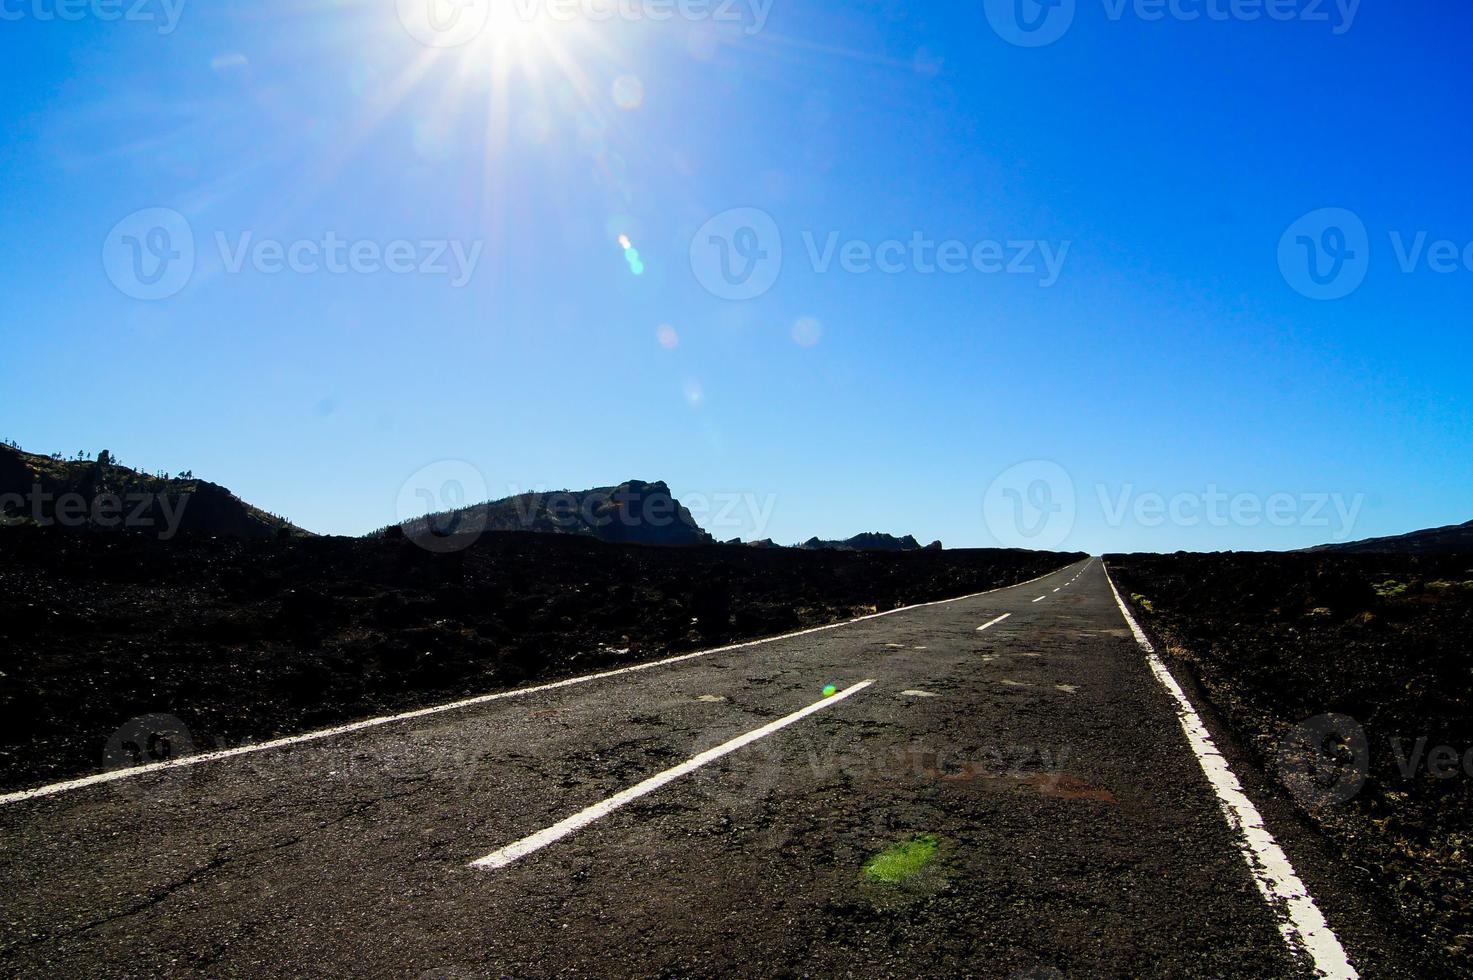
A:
3,1,1470,554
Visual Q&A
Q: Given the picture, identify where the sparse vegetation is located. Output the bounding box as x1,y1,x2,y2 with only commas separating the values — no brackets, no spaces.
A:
1375,579,1412,599
0,440,303,539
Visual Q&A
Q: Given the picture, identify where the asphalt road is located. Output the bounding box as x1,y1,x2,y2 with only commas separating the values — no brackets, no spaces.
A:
0,559,1435,978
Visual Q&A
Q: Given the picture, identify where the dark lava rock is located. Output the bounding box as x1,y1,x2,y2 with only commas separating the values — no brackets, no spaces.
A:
0,524,1080,794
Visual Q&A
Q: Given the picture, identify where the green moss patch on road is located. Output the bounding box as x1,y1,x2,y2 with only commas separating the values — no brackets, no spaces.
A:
863,834,940,884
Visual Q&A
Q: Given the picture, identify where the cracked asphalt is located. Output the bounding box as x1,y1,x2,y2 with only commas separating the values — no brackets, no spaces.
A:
0,559,1433,977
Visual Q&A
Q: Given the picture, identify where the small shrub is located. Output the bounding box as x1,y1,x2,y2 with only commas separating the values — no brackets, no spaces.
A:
1374,580,1411,599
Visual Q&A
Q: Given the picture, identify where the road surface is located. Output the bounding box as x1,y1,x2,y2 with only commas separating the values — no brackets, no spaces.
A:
0,559,1432,977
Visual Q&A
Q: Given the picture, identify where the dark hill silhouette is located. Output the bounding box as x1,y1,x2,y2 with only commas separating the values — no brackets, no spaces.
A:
1302,520,1473,555
0,442,307,540
380,480,714,548
799,532,942,552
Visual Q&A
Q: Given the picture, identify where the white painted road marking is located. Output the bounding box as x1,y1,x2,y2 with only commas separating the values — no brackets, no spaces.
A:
1032,596,1047,603
469,680,878,870
1103,563,1357,979
0,563,1081,808
977,613,1012,632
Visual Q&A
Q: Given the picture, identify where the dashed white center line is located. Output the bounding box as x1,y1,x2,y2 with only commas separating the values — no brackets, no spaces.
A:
977,613,1012,632
469,680,877,871
1032,596,1047,603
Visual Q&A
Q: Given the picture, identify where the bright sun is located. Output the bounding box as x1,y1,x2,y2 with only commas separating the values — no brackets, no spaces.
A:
375,0,633,246
395,0,596,81
477,3,564,67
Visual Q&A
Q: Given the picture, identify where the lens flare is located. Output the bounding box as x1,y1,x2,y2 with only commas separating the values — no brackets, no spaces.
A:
619,234,644,276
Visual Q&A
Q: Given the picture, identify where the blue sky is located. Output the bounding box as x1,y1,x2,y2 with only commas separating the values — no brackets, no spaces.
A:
2,0,1469,553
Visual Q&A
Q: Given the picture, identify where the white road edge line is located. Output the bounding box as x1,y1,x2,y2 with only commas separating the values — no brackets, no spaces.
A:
977,613,1012,632
1102,562,1357,979
0,561,1086,808
469,679,877,870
